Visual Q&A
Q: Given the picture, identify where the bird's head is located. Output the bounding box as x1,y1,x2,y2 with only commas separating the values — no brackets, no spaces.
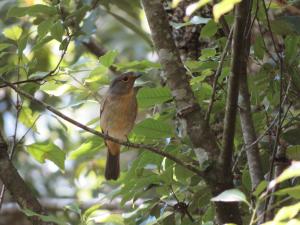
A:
109,72,142,95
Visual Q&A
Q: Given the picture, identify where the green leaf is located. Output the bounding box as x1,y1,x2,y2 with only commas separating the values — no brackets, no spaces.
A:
146,211,173,225
7,5,56,17
26,142,66,170
38,20,53,38
201,48,216,59
0,43,12,52
90,210,124,224
3,25,23,41
51,21,64,42
32,36,53,51
137,87,172,108
269,162,300,188
19,106,39,131
282,128,300,145
200,20,218,38
285,36,299,66
40,81,71,96
82,204,101,222
253,36,265,60
18,35,28,57
253,180,267,197
213,0,242,22
211,189,249,205
275,185,300,199
132,118,174,139
115,60,160,72
287,145,300,160
279,16,300,34
7,6,28,17
26,4,56,16
21,208,66,225
99,50,118,67
68,136,103,160
65,203,81,215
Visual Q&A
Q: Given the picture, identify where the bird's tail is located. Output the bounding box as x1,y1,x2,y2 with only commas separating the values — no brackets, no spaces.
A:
105,141,120,180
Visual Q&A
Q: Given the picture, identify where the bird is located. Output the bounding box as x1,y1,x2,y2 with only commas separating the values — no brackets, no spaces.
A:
100,72,141,180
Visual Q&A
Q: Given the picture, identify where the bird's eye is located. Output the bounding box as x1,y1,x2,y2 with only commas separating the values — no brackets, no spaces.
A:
122,76,129,82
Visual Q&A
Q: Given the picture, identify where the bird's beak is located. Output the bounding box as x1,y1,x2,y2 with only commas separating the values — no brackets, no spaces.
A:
133,73,142,80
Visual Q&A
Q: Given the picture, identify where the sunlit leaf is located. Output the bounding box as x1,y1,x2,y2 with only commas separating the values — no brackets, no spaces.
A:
253,180,267,197
213,0,242,22
3,25,22,41
274,202,300,222
0,43,12,52
172,0,183,8
99,50,118,67
26,142,66,170
68,136,104,160
40,81,71,96
186,0,212,16
90,210,124,224
275,185,300,199
269,161,300,189
287,145,300,160
19,106,39,131
211,189,249,205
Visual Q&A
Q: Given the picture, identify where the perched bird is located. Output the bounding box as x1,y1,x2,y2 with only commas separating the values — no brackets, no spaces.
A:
100,72,141,180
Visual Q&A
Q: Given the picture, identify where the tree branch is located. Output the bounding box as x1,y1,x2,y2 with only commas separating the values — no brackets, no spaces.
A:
0,78,204,178
219,0,251,180
236,1,264,220
0,131,53,225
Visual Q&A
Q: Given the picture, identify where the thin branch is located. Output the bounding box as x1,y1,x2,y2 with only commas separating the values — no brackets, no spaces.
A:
0,78,204,178
260,0,284,218
205,27,233,122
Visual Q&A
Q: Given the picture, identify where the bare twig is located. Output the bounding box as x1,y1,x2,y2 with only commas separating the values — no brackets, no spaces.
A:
205,27,233,122
260,0,284,218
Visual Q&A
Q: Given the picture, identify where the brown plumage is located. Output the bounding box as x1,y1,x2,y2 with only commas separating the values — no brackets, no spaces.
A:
100,72,140,180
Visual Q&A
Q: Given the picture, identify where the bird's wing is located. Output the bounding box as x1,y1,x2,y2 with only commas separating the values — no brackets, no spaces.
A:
100,95,107,118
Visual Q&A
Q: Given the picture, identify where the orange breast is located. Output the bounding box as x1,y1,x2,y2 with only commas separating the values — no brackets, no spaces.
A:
100,91,137,140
